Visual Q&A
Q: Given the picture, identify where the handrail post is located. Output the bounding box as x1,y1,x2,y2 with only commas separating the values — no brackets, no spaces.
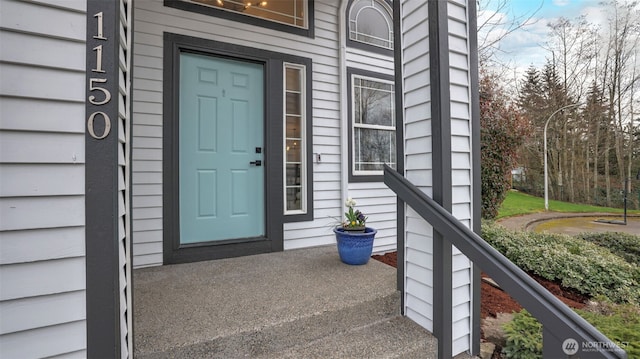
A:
543,326,568,358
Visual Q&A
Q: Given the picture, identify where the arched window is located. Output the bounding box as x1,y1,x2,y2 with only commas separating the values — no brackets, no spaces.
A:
348,0,393,50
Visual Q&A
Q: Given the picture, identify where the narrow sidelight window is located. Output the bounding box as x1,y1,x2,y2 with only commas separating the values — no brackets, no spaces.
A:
284,63,307,214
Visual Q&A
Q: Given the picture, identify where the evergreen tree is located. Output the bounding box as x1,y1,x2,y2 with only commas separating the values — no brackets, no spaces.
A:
582,82,609,203
515,66,546,195
517,66,545,118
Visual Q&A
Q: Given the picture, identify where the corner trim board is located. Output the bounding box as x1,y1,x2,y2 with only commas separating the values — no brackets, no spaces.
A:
85,1,122,357
468,0,482,354
392,0,405,299
428,1,453,358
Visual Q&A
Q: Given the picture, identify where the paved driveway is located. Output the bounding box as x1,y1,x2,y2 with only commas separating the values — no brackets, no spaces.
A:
497,212,640,236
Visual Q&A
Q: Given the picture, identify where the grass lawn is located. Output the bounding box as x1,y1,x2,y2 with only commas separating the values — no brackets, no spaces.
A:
497,190,640,219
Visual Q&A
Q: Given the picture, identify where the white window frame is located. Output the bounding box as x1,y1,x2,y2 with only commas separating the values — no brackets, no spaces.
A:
351,74,396,177
283,63,308,215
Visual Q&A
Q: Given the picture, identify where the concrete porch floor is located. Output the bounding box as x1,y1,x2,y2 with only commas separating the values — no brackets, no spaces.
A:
133,245,441,358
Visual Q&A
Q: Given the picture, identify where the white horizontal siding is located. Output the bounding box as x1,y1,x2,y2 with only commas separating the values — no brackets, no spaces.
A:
401,0,434,339
0,31,86,71
0,97,85,133
0,320,86,359
343,0,397,254
347,184,397,253
0,63,85,102
0,257,85,301
448,0,473,354
0,0,87,357
0,164,84,197
346,50,394,76
0,196,84,231
0,0,86,41
0,290,85,334
0,227,84,265
0,131,85,164
132,0,346,265
400,0,475,355
404,208,435,330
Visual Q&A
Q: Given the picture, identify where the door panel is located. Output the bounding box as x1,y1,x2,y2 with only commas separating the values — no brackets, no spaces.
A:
179,53,264,245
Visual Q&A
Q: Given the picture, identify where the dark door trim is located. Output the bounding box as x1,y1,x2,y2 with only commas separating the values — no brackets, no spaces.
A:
162,33,291,264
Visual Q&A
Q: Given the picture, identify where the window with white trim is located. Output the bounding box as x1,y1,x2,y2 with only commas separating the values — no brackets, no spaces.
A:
348,0,393,50
352,74,396,176
284,63,307,214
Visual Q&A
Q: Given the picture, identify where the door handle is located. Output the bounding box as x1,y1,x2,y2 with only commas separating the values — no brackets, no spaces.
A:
250,160,262,166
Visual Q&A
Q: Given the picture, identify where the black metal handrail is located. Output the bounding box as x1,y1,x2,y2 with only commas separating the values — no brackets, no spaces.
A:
384,166,626,358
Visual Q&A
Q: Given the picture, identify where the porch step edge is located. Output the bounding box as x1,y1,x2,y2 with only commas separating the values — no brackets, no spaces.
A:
136,291,421,358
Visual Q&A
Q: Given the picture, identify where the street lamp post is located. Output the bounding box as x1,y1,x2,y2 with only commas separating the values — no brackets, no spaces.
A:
544,103,582,211
623,170,640,224
624,177,629,224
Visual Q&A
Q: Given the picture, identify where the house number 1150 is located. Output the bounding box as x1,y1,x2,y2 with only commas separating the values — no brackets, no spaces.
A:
87,11,112,140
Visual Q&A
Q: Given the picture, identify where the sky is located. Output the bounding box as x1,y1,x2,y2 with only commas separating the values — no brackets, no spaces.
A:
479,0,606,80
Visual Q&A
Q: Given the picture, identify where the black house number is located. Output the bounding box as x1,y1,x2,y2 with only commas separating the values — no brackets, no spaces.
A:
87,11,112,140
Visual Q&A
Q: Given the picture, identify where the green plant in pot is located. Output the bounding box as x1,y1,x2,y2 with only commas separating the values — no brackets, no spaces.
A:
343,197,367,231
334,198,377,265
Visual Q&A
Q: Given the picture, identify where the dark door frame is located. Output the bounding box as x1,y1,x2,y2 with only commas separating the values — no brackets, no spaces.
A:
162,33,289,264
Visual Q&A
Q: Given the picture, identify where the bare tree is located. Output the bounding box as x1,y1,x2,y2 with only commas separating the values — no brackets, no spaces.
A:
477,0,544,68
600,0,640,204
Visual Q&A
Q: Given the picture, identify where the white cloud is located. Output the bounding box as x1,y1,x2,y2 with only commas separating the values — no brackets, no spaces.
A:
552,0,571,6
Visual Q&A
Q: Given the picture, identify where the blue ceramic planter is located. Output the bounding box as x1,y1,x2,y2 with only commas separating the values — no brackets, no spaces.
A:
333,227,377,265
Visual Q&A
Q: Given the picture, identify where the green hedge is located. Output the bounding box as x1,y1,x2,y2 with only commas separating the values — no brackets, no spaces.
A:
576,303,640,357
481,222,640,304
503,305,640,358
576,232,640,266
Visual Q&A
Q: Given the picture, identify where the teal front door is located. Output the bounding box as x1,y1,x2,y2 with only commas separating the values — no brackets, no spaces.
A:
179,53,265,245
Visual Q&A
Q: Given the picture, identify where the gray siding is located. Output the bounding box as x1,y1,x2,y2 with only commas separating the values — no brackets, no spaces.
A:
400,0,434,332
345,32,397,254
131,0,352,266
448,0,475,352
0,0,87,357
400,0,475,355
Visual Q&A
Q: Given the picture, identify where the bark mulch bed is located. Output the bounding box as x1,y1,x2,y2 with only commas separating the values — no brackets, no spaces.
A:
371,251,587,317
372,251,589,356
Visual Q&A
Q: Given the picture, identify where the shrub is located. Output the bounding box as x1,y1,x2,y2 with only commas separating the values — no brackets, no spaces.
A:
502,310,542,359
577,302,640,358
481,222,640,304
503,304,640,359
576,232,640,266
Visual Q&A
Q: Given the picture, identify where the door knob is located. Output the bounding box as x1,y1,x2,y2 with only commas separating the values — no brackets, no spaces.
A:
250,160,262,166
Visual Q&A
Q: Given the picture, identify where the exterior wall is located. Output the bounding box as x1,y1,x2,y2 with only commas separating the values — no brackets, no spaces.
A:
0,0,88,357
400,0,476,355
345,42,397,254
131,0,396,266
400,0,434,332
448,0,475,352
